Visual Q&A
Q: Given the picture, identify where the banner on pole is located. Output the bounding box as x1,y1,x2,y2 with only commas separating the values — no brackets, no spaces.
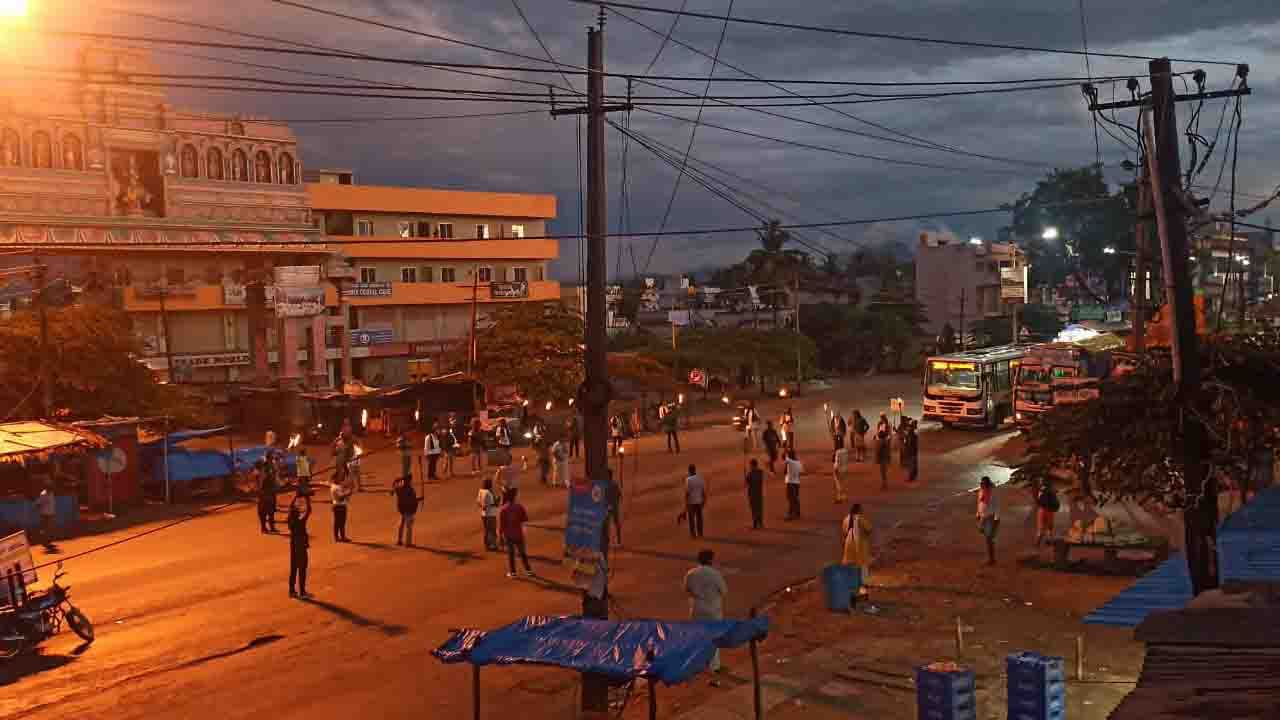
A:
564,477,609,589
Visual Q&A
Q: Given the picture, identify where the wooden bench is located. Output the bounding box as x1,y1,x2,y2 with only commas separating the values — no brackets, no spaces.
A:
1049,535,1170,570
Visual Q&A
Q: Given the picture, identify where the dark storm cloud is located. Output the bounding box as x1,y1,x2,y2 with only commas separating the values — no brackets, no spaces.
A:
50,0,1280,277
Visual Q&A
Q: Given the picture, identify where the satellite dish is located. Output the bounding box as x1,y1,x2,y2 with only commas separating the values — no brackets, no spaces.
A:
96,447,126,475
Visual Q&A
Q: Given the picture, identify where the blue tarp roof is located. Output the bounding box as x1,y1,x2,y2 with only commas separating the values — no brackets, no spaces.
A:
140,426,231,448
147,444,296,486
1083,552,1193,627
433,615,769,685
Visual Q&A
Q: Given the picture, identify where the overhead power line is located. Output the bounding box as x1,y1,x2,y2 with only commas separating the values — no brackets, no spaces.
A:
568,0,1241,66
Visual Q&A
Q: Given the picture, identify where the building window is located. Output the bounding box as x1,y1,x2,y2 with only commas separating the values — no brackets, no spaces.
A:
437,223,454,239
476,224,489,239
278,152,296,184
207,147,224,180
510,224,525,238
179,144,198,178
401,267,417,283
31,131,52,169
232,149,248,181
62,134,84,170
477,266,493,283
512,267,528,283
254,150,272,182
416,221,431,237
356,219,374,236
397,222,413,238
359,267,377,283
0,128,19,166
534,266,544,281
420,266,435,283
441,267,456,283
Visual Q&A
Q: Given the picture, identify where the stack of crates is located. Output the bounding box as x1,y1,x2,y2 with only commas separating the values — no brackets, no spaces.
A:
1006,651,1066,720
914,663,976,720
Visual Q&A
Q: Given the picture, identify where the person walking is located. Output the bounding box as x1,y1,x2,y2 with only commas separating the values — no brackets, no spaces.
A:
499,488,534,578
477,477,500,551
683,550,728,673
830,408,847,451
329,472,352,542
396,432,414,480
781,407,796,449
605,469,623,546
566,414,581,458
392,474,420,547
1035,478,1060,546
684,464,707,539
257,460,277,533
851,410,869,462
762,420,781,474
536,434,552,486
744,458,765,529
903,421,920,483
469,418,486,475
876,412,891,438
977,476,1000,565
745,402,760,450
442,422,458,478
287,494,312,598
424,425,443,482
35,481,57,548
841,503,873,603
663,404,681,454
784,449,803,520
551,437,569,487
494,418,513,467
875,429,892,490
832,446,849,504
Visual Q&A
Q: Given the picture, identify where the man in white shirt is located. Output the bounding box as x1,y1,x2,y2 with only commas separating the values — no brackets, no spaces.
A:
424,426,442,481
784,450,803,520
36,481,57,548
684,464,707,539
683,549,728,672
476,477,500,551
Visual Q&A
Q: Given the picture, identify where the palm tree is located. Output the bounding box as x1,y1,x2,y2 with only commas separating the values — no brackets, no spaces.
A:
756,219,790,254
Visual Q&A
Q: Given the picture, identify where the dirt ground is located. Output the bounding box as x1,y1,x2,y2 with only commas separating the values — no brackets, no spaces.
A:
624,476,1154,719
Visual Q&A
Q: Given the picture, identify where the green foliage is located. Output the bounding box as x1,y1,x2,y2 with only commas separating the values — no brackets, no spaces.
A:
1013,334,1280,509
1019,303,1064,339
455,302,584,403
802,303,919,373
0,304,216,426
639,327,817,383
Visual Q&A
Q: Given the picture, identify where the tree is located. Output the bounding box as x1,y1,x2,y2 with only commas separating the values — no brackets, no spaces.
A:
0,304,217,426
1004,166,1134,301
452,302,584,403
1012,334,1280,594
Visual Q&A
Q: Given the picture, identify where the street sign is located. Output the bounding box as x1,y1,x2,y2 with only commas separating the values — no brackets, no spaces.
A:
0,531,37,608
96,447,126,475
688,368,706,387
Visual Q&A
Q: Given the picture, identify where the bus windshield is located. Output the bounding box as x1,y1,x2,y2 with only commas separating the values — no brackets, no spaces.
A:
1019,364,1051,384
926,362,980,397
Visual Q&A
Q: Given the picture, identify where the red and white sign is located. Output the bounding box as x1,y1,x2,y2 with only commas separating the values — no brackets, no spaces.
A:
0,531,37,608
688,368,707,387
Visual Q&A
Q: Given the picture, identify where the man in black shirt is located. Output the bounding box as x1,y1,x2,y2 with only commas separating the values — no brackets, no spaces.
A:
744,458,765,529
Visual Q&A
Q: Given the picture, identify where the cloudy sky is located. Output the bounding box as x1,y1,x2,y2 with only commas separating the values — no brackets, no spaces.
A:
25,0,1280,278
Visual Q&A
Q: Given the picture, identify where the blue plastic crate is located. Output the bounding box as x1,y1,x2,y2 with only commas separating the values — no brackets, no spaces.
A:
1009,692,1066,717
915,665,977,720
915,665,976,694
1008,679,1066,701
1007,652,1067,720
1009,709,1064,720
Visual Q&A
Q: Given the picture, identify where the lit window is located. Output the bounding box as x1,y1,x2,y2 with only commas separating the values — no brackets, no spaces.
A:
437,223,454,239
441,267,456,283
510,224,525,239
512,267,528,283
476,224,489,239
359,267,377,283
398,222,413,238
401,267,417,283
357,219,374,236
477,267,493,283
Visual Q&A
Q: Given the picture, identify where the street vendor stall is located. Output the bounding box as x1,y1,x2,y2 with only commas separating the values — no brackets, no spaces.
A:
0,421,109,535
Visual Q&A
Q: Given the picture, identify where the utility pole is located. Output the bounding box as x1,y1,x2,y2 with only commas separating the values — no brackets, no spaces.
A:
1146,57,1213,594
33,257,52,417
159,286,176,384
958,288,966,351
1133,141,1151,352
550,11,632,713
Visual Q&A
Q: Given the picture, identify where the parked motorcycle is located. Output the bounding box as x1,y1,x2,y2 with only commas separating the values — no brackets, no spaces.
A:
0,562,93,658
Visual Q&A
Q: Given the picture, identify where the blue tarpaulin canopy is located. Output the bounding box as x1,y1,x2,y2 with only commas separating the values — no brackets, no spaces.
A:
139,426,231,448
433,615,769,685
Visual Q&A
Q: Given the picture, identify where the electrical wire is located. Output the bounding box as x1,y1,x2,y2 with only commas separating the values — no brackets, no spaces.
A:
641,0,689,74
1077,0,1101,167
569,0,1242,66
1215,94,1244,330
643,0,737,275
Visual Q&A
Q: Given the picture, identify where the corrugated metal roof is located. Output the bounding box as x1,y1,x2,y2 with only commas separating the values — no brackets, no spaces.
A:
1083,552,1193,627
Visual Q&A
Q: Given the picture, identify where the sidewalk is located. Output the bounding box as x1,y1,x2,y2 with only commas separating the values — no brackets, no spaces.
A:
667,475,1149,720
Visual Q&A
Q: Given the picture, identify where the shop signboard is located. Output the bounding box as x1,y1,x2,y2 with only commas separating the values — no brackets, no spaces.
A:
343,282,393,298
172,352,251,369
350,327,395,346
0,531,37,608
273,265,322,287
490,281,529,299
1000,265,1028,301
275,287,325,317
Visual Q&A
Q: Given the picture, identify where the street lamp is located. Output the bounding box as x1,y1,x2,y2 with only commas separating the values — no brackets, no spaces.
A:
1103,246,1116,255
968,236,983,246
1041,227,1060,241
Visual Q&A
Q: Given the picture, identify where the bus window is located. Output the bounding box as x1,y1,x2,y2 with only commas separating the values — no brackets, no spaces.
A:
995,360,1011,391
926,362,980,394
1019,364,1050,384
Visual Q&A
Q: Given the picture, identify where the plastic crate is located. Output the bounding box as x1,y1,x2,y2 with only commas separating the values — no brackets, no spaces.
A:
915,665,976,720
1009,710,1064,720
1006,652,1066,720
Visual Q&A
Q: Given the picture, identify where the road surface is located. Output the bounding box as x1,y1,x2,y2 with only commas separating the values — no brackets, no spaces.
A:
2,375,1021,719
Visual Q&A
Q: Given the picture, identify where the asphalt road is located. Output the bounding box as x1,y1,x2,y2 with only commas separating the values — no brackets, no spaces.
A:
2,375,1022,720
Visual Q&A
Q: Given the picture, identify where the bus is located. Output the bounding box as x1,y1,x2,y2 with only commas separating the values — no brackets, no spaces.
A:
922,344,1029,429
1013,330,1125,428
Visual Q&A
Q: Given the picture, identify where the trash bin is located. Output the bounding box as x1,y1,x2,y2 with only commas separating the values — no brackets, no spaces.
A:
821,564,862,612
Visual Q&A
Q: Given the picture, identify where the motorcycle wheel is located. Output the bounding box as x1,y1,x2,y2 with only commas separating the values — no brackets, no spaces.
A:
65,607,95,644
0,633,27,659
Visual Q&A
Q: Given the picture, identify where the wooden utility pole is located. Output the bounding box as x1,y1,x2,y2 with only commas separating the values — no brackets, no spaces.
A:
1147,57,1214,594
550,11,632,712
958,287,966,351
1133,140,1151,352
